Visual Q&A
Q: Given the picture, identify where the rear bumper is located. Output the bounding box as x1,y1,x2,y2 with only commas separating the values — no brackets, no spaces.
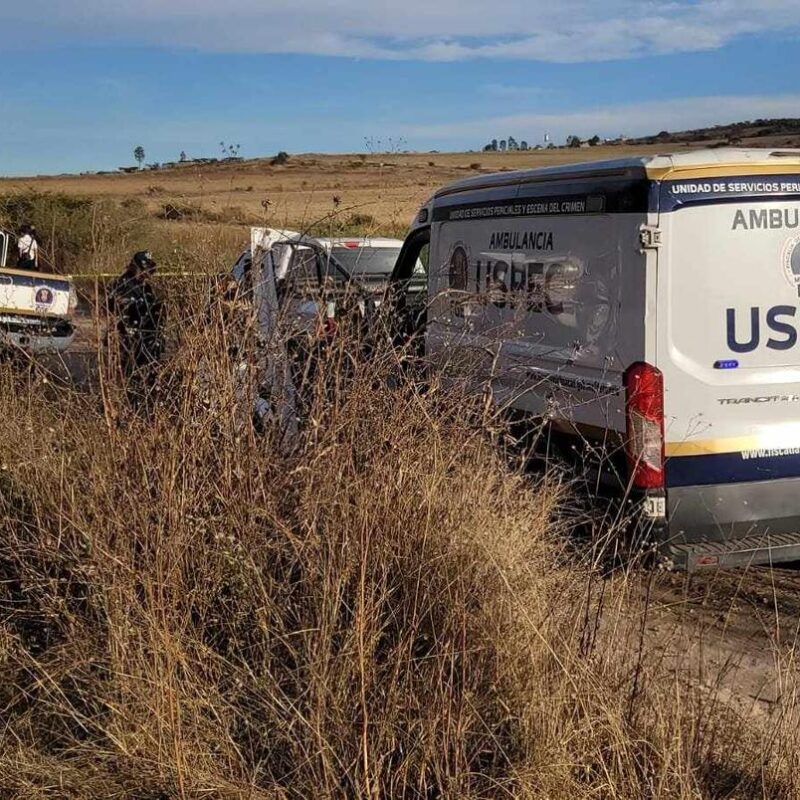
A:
0,328,75,354
665,531,800,571
662,477,800,569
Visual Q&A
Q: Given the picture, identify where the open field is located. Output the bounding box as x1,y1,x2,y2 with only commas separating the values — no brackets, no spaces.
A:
0,146,686,247
3,148,800,797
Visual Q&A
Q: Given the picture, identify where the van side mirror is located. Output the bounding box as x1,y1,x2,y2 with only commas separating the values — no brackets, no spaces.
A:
0,232,8,268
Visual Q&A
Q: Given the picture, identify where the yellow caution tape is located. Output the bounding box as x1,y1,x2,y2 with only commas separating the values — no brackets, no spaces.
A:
70,272,214,279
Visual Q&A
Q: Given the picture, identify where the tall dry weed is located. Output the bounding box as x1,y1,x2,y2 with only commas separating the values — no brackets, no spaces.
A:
0,281,797,798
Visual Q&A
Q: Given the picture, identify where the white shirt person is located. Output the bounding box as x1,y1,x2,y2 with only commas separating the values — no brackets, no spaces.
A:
17,225,39,270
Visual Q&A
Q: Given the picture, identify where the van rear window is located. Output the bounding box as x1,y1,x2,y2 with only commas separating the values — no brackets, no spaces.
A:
330,247,401,277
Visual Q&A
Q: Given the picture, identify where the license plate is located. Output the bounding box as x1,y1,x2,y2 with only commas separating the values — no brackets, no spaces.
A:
644,497,666,518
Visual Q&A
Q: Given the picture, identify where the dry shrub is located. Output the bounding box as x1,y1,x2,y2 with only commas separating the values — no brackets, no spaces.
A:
0,191,243,280
0,192,148,274
0,284,798,798
161,201,201,221
160,201,262,228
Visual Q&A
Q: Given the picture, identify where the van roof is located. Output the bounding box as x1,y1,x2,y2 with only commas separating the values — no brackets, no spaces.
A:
434,148,800,199
315,237,404,249
248,228,403,251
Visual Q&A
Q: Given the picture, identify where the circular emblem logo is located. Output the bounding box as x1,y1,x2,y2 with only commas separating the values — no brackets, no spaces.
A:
782,236,800,291
34,286,54,307
448,244,469,291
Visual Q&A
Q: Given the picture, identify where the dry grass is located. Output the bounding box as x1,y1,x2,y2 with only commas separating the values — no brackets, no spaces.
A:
0,273,798,798
0,146,691,247
0,169,799,797
0,144,700,279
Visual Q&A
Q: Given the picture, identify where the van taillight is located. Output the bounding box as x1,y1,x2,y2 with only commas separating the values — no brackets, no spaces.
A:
624,362,664,489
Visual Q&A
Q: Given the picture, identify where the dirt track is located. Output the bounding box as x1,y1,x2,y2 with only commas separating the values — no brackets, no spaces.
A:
638,566,800,717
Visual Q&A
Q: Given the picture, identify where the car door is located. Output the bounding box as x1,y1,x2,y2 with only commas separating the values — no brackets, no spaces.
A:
0,231,9,268
280,244,329,331
388,227,430,352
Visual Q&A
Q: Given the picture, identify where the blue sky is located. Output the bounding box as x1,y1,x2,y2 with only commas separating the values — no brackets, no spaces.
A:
1,0,800,175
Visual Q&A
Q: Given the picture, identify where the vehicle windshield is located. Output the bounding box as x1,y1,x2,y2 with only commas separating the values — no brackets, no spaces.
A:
330,246,402,277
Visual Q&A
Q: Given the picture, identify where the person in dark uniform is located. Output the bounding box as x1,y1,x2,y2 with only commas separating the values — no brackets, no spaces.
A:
106,251,164,404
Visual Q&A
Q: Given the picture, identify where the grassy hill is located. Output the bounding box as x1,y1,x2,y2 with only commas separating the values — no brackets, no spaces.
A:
628,118,800,148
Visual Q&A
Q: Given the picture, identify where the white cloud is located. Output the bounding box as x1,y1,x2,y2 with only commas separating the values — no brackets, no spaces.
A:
6,0,800,62
406,94,800,145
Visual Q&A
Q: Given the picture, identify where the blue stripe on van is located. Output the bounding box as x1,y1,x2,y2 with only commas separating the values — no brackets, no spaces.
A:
660,175,800,212
666,451,800,488
0,274,70,291
432,179,651,222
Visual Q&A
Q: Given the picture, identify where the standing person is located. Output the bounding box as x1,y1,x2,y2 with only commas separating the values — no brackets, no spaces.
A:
16,224,39,270
106,251,164,405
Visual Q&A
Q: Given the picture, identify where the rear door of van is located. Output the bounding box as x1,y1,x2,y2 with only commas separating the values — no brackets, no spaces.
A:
658,170,800,552
426,184,524,389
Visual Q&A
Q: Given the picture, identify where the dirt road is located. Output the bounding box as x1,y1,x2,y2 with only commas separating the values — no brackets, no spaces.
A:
637,566,800,718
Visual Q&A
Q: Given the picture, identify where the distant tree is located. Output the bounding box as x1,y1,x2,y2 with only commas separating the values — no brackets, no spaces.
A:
566,135,581,148
491,138,498,151
507,136,518,150
134,145,145,169
271,151,290,166
499,139,507,151
179,150,188,162
588,135,601,146
221,141,241,158
363,136,407,155
520,140,529,150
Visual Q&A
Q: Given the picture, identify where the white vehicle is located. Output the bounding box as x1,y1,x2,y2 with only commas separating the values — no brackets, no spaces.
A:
221,229,421,438
391,148,800,570
0,230,76,353
230,228,426,343
233,228,414,298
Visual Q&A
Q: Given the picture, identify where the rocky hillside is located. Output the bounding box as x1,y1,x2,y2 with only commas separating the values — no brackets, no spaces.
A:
629,118,800,148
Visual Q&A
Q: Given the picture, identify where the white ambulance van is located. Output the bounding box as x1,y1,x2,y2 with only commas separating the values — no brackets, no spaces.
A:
390,149,800,570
